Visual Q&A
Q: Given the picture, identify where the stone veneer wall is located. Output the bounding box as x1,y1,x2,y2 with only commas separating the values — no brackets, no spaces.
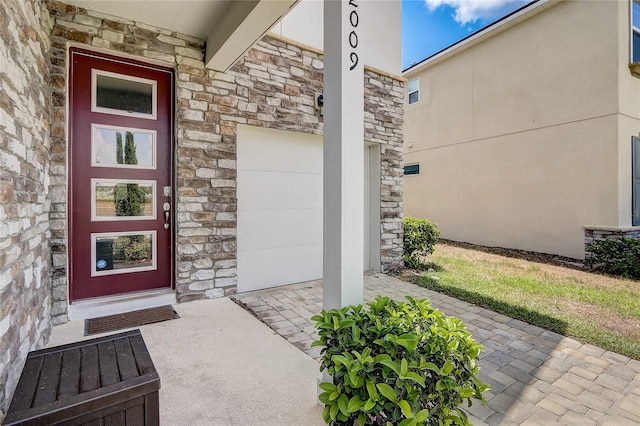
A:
364,71,404,269
585,226,640,258
47,1,404,321
0,0,53,420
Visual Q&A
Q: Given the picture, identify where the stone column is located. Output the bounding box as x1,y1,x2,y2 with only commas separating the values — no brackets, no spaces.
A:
323,0,364,310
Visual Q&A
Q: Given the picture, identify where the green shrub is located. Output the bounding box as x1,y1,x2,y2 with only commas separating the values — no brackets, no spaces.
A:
403,217,440,269
312,296,489,426
586,237,640,279
112,236,152,262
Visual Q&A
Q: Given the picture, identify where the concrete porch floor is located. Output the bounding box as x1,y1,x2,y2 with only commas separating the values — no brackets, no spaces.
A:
48,297,325,426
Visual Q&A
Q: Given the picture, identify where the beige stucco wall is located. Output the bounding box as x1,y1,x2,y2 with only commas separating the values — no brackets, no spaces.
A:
404,0,635,259
270,0,402,75
618,0,640,227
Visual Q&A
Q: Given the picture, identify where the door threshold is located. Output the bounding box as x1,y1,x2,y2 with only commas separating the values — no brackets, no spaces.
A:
68,288,176,321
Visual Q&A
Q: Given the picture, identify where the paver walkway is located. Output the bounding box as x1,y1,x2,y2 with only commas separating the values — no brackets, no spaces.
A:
235,273,640,425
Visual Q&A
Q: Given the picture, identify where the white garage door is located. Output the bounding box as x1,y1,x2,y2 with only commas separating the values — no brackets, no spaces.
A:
237,126,372,293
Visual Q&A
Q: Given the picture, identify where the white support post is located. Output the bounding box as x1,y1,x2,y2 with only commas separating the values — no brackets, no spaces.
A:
323,0,364,310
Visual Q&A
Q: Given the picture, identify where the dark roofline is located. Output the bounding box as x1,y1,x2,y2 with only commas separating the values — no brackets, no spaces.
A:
402,0,541,73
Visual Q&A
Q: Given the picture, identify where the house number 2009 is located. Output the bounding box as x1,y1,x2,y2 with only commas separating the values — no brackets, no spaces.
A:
348,0,359,71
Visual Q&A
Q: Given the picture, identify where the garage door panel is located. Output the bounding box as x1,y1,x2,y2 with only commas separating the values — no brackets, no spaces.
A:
239,170,322,211
238,245,322,292
238,131,322,174
242,145,322,173
238,209,322,251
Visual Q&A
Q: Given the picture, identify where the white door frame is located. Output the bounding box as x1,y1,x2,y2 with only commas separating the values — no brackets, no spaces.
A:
365,143,382,272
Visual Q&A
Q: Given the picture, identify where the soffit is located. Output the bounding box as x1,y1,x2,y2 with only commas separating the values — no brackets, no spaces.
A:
63,0,299,70
63,1,245,40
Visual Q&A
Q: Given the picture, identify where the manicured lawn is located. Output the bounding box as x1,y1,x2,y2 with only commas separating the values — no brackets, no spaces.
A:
404,243,640,359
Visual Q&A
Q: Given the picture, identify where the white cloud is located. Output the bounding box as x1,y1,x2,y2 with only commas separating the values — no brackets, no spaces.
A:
425,0,523,25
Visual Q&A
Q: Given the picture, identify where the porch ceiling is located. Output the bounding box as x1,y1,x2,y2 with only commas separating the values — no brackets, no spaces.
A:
62,0,299,70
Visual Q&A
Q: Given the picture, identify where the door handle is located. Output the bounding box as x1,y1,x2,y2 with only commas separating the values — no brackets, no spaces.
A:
163,202,171,229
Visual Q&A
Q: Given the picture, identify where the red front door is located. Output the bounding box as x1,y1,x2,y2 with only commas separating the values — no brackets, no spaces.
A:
69,48,174,301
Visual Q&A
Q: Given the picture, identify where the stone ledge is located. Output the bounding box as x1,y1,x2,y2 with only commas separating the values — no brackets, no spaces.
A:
584,226,640,232
629,62,640,79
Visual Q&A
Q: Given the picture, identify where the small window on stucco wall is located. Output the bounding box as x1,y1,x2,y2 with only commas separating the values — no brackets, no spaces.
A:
404,164,420,176
408,78,419,105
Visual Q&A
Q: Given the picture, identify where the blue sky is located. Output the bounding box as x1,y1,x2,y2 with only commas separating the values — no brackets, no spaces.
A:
402,0,531,70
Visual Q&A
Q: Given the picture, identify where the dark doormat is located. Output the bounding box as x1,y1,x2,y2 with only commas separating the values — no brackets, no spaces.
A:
85,305,179,335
